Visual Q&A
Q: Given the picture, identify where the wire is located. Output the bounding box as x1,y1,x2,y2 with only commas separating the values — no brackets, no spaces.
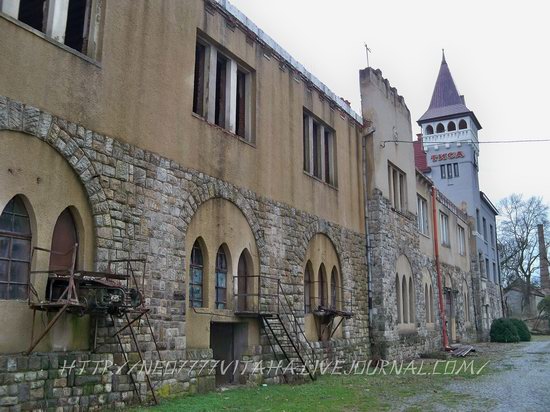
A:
382,139,550,145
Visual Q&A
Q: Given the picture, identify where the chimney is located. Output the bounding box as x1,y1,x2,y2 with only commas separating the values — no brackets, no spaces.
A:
538,224,550,291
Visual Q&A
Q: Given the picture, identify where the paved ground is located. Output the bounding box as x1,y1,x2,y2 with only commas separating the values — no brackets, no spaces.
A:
444,337,550,411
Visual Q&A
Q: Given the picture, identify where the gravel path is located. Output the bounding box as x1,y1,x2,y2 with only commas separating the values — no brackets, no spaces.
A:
446,338,550,411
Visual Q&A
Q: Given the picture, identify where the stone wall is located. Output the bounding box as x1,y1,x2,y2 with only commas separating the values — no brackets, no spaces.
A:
0,95,369,408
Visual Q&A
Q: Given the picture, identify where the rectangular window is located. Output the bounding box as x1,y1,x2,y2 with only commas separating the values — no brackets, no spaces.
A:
439,211,450,246
493,262,497,284
388,163,407,212
303,111,336,185
476,209,480,232
482,217,487,241
447,164,453,179
193,42,206,116
3,0,99,57
440,165,446,179
457,225,466,255
192,37,254,141
485,258,490,281
490,224,495,247
453,162,459,177
417,195,429,235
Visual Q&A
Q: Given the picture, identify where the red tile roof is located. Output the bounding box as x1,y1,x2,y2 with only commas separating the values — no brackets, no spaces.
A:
413,135,430,173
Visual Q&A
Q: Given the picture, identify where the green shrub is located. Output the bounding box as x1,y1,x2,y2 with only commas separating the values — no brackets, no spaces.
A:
490,318,520,343
509,318,531,341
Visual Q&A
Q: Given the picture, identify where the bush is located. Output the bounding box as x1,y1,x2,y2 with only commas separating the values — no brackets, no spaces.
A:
509,318,531,341
490,318,520,343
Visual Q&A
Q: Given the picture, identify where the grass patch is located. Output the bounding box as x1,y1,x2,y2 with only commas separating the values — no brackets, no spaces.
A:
134,357,494,412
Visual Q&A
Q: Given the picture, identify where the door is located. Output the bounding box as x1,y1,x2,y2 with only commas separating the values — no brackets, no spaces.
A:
49,208,78,272
210,322,235,386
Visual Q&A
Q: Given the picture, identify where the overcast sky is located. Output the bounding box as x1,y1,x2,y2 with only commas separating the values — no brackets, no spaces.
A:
229,0,550,207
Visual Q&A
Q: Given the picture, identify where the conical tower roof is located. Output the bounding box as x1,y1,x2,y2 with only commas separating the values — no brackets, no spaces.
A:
417,51,481,129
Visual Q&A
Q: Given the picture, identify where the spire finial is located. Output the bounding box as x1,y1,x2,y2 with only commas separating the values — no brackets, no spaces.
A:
442,48,446,64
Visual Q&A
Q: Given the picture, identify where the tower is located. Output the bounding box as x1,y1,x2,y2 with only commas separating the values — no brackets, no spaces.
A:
417,51,482,216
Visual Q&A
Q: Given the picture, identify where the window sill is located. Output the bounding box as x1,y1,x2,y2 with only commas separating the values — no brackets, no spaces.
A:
441,242,451,249
398,324,417,335
418,231,430,239
303,171,338,191
1,13,101,67
191,112,256,148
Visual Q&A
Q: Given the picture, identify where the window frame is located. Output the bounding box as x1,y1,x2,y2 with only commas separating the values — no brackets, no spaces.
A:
215,247,228,310
302,110,337,187
189,241,205,308
192,34,255,142
388,162,407,212
417,195,429,236
439,211,450,247
0,196,32,300
457,224,466,256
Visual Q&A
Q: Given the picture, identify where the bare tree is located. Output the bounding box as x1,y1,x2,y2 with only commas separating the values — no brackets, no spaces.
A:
498,194,549,309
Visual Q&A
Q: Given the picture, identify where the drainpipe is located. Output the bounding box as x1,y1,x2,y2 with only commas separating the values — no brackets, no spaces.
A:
431,186,450,350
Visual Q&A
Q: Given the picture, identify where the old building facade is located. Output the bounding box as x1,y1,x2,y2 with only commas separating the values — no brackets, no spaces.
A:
0,0,499,408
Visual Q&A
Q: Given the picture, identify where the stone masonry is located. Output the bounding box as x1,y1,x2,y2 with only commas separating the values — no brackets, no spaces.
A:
0,95,370,409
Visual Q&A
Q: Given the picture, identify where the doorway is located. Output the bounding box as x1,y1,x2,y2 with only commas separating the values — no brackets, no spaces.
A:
210,322,248,386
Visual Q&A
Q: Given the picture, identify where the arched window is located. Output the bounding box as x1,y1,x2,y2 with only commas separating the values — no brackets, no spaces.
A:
190,240,204,308
304,262,313,313
318,264,327,308
330,267,338,310
436,123,445,133
49,208,78,272
0,196,32,300
215,246,228,309
458,119,467,130
425,125,434,135
425,284,429,323
447,121,456,131
237,250,251,312
408,277,415,324
402,274,408,323
429,285,434,323
396,273,401,323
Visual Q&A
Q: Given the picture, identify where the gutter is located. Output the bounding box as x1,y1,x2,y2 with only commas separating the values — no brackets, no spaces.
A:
431,186,450,350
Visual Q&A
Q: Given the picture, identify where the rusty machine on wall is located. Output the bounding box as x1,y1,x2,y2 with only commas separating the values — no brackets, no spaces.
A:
26,244,161,404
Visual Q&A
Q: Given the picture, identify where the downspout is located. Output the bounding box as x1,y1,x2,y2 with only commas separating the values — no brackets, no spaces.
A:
362,129,375,348
431,186,450,350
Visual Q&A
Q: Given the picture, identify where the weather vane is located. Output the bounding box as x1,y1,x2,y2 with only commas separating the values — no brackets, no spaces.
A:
365,43,372,67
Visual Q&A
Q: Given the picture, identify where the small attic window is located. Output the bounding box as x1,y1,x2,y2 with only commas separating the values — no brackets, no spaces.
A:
425,125,434,135
459,119,467,130
436,123,445,133
447,121,456,131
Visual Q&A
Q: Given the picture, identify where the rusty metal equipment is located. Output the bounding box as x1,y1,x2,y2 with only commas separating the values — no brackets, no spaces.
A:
26,244,161,405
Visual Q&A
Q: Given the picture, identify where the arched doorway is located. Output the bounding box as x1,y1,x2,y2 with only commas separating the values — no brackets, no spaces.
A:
237,249,252,312
49,208,78,273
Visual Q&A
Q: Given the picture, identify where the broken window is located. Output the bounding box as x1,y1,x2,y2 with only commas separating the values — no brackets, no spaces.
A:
214,55,228,128
189,240,204,308
17,0,46,32
192,36,254,141
2,0,100,57
303,111,337,185
215,247,228,310
0,196,32,300
64,0,90,52
193,42,206,116
388,162,406,211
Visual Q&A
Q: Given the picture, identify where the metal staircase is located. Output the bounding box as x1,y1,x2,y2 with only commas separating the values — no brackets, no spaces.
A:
259,281,317,382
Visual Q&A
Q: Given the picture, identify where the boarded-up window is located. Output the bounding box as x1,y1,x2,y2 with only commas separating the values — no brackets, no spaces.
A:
0,196,32,300
49,208,78,272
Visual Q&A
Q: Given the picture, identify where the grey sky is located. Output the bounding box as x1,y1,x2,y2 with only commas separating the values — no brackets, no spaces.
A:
229,0,550,206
